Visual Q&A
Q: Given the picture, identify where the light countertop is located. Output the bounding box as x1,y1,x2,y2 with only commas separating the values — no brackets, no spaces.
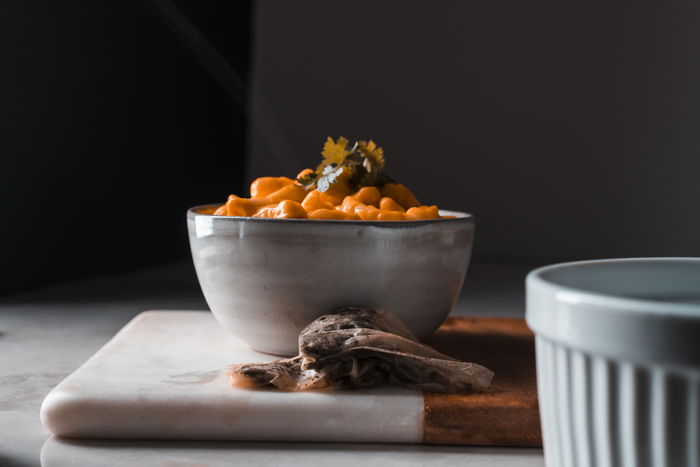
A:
0,259,544,467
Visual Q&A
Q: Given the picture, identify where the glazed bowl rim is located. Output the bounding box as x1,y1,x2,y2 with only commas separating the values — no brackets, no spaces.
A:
187,204,473,227
527,257,700,319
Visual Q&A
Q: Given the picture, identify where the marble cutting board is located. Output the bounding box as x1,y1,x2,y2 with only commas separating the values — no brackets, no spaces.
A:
41,311,541,446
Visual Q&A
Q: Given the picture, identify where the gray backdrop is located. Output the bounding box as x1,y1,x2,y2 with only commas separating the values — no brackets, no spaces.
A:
247,0,700,261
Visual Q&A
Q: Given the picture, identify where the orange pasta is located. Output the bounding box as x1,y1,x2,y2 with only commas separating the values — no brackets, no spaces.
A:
205,137,449,220
208,173,444,221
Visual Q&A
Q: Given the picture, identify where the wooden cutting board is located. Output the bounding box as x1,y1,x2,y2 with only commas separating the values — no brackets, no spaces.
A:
423,317,541,446
41,311,541,446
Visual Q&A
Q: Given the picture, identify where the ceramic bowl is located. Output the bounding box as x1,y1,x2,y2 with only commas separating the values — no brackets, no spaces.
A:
188,205,475,356
526,258,700,467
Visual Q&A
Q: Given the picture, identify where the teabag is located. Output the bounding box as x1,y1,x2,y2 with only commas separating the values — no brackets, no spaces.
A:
227,307,494,393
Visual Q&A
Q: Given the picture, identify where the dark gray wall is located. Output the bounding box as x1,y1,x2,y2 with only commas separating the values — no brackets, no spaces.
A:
248,0,700,261
0,1,251,294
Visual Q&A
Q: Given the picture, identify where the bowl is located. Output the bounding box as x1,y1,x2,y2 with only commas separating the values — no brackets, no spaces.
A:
188,205,474,355
526,258,700,467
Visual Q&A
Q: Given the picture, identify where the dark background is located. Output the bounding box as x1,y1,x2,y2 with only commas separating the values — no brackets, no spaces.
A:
249,0,700,262
0,1,251,294
2,0,700,295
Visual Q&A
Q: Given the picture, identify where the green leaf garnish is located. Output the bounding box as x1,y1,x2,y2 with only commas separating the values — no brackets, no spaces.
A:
316,164,344,192
320,137,352,167
296,137,395,192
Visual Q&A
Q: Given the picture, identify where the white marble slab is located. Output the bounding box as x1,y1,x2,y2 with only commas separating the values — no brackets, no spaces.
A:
40,310,424,443
41,437,545,467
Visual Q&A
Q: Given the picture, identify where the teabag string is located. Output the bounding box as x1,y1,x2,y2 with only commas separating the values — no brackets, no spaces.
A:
147,0,301,176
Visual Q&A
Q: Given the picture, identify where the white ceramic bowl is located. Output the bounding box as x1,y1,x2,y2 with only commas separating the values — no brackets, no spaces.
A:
526,258,700,467
188,205,474,355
